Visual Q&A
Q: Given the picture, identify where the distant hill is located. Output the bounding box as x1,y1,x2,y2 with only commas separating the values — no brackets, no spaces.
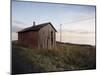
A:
56,41,95,47
12,41,96,74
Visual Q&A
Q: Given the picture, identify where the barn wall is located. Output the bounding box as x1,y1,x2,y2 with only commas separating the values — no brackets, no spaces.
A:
18,33,22,44
38,24,56,49
18,31,38,48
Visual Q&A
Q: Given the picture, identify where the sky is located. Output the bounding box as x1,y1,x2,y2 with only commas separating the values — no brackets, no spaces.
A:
12,0,96,45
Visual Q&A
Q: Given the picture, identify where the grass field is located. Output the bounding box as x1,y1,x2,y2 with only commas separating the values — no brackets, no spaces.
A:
12,41,96,74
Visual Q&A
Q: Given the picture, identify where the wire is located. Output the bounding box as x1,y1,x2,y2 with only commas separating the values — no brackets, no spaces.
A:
63,17,95,25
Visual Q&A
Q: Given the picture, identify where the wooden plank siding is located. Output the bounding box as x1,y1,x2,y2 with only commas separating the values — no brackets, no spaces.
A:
38,24,56,49
18,23,56,49
18,31,38,48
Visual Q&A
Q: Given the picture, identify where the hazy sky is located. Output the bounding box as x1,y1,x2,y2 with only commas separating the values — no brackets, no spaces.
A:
12,1,96,45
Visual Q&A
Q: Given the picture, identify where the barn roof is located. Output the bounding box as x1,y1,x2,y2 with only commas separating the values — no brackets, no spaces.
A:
18,22,57,33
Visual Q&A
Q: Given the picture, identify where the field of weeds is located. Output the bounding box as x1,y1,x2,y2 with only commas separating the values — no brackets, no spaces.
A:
12,42,96,74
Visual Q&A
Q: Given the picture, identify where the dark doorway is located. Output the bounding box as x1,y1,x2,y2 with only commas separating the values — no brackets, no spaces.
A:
51,31,53,45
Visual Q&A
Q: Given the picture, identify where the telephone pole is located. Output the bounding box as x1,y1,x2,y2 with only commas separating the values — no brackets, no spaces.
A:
60,24,62,42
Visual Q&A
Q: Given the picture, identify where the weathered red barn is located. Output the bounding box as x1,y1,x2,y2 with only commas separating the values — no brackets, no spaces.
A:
18,22,57,49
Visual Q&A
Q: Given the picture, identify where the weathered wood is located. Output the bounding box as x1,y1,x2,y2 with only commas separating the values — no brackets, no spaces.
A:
18,23,56,49
38,24,56,49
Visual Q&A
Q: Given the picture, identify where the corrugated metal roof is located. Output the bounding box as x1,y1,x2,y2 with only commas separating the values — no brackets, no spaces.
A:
18,22,57,33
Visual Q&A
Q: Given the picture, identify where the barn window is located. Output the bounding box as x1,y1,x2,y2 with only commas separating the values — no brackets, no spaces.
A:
51,31,53,45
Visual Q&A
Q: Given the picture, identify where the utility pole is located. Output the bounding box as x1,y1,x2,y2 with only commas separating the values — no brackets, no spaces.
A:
60,24,62,42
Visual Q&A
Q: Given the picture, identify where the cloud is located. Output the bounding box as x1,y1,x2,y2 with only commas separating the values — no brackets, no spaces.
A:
57,18,95,34
56,31,95,45
13,20,28,25
61,30,95,34
12,25,22,32
12,20,29,28
12,32,18,40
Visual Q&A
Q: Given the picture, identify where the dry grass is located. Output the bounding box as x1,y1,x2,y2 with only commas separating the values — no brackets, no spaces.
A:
12,42,96,74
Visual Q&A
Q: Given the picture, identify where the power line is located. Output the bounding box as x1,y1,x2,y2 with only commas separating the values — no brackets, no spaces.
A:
63,17,95,24
58,17,95,42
